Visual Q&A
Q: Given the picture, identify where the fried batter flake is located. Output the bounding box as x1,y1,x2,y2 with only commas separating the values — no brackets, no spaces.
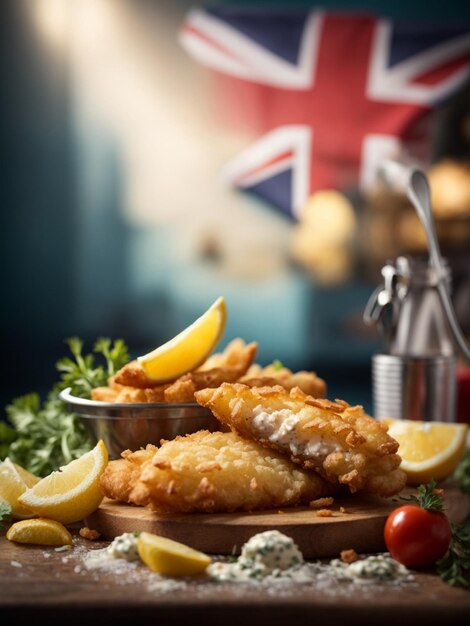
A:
240,363,326,398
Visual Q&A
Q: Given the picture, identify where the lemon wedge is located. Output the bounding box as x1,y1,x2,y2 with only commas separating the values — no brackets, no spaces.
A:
0,458,40,519
137,296,226,382
138,532,211,577
382,418,468,485
18,440,108,524
7,518,73,546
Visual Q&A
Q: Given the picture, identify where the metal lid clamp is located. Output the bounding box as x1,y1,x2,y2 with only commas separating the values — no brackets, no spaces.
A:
363,261,401,351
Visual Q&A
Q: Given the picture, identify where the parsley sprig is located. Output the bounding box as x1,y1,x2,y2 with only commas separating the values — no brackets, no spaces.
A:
437,523,470,588
56,337,129,398
400,480,445,512
1,337,129,476
453,449,470,495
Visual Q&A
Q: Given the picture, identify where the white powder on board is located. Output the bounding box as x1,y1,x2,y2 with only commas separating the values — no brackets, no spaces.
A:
79,543,414,599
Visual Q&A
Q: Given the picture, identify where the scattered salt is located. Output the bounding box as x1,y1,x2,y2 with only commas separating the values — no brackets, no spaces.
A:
71,532,415,601
10,561,22,568
147,579,188,594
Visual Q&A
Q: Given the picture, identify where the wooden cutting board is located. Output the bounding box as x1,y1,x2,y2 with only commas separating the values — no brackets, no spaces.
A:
86,485,469,558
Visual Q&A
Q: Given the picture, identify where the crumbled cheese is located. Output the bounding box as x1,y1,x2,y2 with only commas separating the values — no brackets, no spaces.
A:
107,532,140,561
208,530,303,581
330,554,412,583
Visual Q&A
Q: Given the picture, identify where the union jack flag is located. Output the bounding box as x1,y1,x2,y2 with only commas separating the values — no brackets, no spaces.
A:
180,7,470,219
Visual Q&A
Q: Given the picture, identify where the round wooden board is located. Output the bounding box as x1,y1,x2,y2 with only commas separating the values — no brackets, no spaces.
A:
86,485,469,558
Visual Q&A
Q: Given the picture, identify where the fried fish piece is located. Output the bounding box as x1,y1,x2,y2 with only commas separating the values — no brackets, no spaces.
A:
197,338,257,373
100,444,158,502
112,339,257,393
91,385,121,402
128,430,334,513
240,363,326,398
195,384,406,497
101,339,258,403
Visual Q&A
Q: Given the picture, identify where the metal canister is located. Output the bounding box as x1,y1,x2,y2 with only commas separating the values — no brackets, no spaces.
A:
365,256,457,422
372,354,456,422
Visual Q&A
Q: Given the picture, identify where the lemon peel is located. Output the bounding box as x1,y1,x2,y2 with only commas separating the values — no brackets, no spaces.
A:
138,531,211,577
18,440,108,524
137,297,226,382
7,518,73,546
383,418,468,485
0,458,39,519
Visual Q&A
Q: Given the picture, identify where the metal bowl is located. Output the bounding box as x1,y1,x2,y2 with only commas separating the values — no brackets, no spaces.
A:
59,388,221,458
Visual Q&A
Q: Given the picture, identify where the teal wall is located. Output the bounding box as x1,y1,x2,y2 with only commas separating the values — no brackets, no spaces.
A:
1,0,468,410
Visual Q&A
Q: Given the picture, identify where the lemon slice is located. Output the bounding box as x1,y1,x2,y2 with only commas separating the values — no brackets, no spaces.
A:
18,440,108,524
138,532,211,577
137,296,226,382
383,418,468,485
7,518,72,546
0,458,40,519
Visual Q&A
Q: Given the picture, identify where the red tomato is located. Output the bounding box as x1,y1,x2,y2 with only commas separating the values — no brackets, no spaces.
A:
384,505,451,568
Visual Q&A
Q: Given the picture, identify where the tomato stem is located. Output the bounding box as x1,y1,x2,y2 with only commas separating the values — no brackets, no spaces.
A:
399,479,446,512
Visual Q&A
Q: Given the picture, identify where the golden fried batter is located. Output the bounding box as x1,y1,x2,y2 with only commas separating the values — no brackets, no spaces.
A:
195,384,406,497
113,339,257,389
197,338,257,373
240,363,326,398
100,444,157,502
97,339,258,403
120,430,335,513
91,337,328,407
91,385,121,402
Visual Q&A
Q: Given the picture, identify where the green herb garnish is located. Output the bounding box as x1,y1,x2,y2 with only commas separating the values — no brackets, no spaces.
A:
399,479,445,511
454,449,470,495
56,337,129,398
437,523,470,588
271,359,284,371
0,422,17,460
0,337,129,476
0,500,12,530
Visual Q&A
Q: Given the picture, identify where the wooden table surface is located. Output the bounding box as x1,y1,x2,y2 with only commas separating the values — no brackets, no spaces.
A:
1,533,469,626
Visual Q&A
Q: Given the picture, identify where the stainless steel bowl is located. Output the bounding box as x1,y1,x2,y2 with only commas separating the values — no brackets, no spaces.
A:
59,388,221,458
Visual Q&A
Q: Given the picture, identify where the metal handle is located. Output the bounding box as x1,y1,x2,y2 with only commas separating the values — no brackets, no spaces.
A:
381,160,470,361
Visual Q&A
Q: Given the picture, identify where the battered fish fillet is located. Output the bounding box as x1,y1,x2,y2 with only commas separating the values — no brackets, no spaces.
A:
100,445,157,502
240,363,326,398
126,430,334,513
195,384,406,497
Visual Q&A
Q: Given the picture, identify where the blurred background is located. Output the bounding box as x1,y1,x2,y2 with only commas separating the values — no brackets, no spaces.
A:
1,0,469,413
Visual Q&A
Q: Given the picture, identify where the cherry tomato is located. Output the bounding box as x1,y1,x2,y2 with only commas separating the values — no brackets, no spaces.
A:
384,505,451,568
